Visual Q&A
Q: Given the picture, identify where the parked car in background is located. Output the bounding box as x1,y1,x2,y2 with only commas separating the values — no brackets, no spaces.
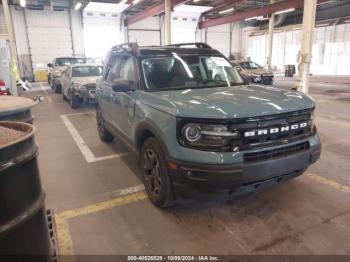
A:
95,43,321,208
61,64,102,109
231,60,274,85
48,57,99,93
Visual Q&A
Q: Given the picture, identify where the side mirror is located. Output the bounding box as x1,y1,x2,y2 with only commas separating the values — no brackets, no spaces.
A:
47,63,53,68
235,66,241,71
112,81,135,92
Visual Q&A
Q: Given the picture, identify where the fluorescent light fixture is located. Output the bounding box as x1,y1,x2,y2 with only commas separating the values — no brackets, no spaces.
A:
193,0,201,2
133,0,141,4
317,0,333,5
275,8,295,15
74,2,82,10
245,17,257,21
120,0,128,3
316,23,330,27
219,7,234,15
20,0,26,7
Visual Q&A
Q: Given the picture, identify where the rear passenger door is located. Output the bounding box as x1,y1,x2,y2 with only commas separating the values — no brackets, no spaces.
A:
108,55,137,138
117,55,138,139
97,53,120,124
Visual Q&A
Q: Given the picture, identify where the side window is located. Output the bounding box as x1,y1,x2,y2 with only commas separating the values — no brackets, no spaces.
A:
106,55,121,82
104,54,119,80
119,56,135,83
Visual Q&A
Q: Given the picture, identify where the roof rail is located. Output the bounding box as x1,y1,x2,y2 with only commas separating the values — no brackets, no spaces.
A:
166,42,213,49
111,42,139,52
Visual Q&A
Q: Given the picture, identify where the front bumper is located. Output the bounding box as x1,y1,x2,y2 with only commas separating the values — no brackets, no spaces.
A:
52,77,62,86
75,88,96,102
168,138,321,200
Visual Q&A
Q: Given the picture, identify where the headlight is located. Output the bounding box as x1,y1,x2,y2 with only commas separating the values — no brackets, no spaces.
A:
180,123,240,151
53,70,61,77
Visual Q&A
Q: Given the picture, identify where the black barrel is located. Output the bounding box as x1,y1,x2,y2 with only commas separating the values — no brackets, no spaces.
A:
0,121,53,259
0,96,38,123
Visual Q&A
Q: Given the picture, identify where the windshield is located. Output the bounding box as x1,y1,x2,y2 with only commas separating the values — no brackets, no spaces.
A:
141,54,244,91
239,61,262,70
55,58,87,66
72,66,102,77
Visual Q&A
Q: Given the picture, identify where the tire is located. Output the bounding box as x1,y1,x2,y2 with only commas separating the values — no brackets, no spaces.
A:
96,104,114,142
141,137,175,208
54,83,61,94
48,74,52,87
62,90,68,101
69,91,80,109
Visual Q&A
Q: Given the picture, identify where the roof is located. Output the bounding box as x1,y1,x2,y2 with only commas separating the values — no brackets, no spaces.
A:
137,46,222,56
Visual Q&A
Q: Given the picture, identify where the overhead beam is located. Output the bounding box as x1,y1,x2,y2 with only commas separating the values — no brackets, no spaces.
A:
126,0,190,26
199,0,329,29
202,0,243,16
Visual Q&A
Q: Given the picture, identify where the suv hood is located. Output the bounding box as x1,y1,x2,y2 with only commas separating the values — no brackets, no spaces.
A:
72,76,99,86
142,85,315,119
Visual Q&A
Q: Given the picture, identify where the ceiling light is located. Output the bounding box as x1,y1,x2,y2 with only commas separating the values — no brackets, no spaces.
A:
317,0,333,5
133,0,141,4
219,7,234,14
316,23,330,27
193,0,201,2
120,0,128,3
245,17,257,21
275,8,295,15
20,0,26,7
74,2,82,10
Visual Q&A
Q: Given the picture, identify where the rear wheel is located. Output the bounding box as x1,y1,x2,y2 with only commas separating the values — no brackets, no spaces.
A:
96,105,114,142
141,137,175,208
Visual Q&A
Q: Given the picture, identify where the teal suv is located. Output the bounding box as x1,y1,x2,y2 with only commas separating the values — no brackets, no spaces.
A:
96,43,321,208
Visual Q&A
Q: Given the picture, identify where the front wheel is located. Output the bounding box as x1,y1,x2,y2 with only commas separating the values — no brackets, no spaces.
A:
96,105,114,142
69,91,80,109
141,137,175,208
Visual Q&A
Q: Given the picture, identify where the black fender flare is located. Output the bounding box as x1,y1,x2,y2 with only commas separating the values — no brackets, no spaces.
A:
134,121,170,157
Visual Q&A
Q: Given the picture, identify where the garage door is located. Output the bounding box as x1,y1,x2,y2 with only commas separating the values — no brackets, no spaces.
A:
83,12,123,58
206,25,231,58
127,29,161,46
25,10,73,73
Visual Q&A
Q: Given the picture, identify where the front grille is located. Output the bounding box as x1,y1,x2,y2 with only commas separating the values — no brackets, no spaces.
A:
229,109,314,151
261,75,273,84
244,141,310,163
85,84,96,90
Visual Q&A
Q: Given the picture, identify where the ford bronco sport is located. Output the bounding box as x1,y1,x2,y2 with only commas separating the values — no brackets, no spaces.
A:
95,43,321,208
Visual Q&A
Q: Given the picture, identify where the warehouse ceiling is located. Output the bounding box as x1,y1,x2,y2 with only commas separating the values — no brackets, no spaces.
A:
122,0,274,19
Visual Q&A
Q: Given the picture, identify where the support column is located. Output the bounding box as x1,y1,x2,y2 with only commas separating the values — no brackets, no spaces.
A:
2,0,18,95
164,0,172,45
266,0,275,71
295,0,317,94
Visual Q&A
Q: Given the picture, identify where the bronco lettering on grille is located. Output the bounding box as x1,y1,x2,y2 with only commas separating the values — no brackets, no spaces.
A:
244,122,309,137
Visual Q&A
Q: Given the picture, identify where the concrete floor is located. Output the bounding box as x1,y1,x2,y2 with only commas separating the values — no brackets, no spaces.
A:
23,76,350,257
